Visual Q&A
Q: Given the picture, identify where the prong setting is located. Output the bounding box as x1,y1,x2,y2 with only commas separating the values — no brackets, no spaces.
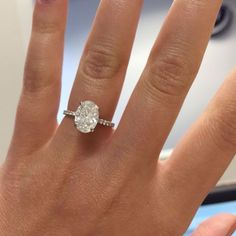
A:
63,100,115,133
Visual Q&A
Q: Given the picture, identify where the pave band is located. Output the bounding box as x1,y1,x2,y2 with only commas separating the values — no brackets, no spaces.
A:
63,101,115,133
63,110,115,127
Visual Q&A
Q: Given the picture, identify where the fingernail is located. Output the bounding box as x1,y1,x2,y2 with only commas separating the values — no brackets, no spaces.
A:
37,0,56,4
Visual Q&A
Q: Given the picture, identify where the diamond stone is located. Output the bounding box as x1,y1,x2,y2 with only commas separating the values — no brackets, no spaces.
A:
74,101,99,133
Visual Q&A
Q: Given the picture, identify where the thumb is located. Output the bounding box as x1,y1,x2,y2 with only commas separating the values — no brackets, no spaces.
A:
192,214,236,236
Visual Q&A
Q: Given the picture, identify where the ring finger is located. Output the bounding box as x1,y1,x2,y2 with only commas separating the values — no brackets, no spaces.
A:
54,0,143,152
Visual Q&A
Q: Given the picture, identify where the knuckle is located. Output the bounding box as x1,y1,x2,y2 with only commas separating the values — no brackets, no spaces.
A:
144,55,191,101
33,19,62,35
207,103,236,150
24,63,46,93
23,60,57,94
80,44,123,82
216,118,236,150
188,0,210,9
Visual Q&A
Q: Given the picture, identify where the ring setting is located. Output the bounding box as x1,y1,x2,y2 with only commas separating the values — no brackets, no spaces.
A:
63,101,115,133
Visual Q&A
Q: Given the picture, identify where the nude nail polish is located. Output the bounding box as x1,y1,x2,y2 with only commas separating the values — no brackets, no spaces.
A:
37,0,56,4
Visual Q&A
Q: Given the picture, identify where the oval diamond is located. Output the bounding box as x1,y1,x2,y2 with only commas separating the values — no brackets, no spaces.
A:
74,101,99,133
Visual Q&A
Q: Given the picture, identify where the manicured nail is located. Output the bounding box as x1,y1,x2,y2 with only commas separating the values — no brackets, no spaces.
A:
37,0,56,4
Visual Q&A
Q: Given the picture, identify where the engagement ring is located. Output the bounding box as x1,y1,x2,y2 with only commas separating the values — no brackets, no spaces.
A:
63,101,115,133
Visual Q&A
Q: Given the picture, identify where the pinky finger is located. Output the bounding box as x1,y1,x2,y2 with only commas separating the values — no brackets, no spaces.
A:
8,0,68,157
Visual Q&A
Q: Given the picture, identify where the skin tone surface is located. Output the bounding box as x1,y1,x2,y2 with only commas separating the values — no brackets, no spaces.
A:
1,0,236,235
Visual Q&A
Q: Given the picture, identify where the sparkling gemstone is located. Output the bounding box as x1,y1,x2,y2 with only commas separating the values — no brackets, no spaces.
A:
74,101,99,133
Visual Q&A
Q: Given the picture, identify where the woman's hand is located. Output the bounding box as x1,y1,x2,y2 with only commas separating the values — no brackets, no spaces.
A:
1,0,236,235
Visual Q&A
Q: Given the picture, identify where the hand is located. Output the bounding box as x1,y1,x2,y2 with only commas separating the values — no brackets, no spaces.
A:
1,0,236,235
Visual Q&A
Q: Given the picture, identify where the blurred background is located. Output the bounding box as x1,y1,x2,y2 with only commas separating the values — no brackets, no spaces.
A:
0,1,236,234
0,0,32,160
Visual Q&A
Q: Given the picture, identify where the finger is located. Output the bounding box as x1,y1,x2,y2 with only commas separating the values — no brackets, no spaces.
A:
54,0,143,151
192,214,236,236
163,69,236,223
8,0,68,156
112,0,222,162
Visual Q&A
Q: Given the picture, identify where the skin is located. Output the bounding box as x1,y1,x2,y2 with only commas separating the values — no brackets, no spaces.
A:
1,0,236,235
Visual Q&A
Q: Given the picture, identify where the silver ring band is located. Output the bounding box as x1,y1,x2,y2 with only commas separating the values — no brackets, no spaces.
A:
63,110,115,127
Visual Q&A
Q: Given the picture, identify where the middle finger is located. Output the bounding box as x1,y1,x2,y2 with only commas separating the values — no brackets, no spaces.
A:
112,0,222,163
